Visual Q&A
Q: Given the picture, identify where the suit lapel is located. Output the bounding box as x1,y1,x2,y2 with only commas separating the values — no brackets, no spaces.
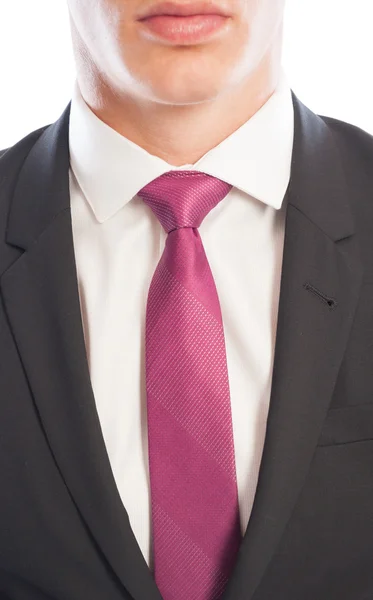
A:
0,106,163,600
222,94,364,600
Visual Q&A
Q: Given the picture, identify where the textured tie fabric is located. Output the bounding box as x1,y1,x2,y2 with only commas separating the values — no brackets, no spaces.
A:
137,170,242,600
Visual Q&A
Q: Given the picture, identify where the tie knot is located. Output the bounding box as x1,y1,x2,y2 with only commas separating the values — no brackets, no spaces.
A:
137,170,232,233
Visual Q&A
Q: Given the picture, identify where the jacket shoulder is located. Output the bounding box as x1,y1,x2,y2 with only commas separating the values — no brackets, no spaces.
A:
320,114,373,167
0,123,50,163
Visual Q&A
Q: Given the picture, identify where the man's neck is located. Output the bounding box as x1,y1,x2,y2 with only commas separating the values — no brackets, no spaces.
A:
75,35,283,167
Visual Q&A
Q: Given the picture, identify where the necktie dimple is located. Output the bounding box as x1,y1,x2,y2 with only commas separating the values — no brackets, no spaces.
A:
137,170,242,600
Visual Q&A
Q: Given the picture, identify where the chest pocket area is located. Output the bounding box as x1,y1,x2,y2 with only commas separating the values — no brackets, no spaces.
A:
318,403,373,446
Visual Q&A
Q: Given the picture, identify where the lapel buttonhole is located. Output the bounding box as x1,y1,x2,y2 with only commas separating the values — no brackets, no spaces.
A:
303,282,338,310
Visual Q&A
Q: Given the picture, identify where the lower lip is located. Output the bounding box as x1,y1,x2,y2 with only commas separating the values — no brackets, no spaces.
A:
137,14,230,44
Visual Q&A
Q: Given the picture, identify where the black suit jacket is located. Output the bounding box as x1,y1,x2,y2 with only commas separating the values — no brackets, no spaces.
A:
0,93,372,600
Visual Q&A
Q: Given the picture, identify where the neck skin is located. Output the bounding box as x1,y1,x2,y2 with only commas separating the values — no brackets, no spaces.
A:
72,29,283,167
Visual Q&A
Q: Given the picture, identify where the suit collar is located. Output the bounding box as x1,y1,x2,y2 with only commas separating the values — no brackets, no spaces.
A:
6,102,71,250
287,91,354,241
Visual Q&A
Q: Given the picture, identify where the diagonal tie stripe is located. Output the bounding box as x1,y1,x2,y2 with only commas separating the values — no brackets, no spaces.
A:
146,260,236,475
153,503,229,600
138,171,242,600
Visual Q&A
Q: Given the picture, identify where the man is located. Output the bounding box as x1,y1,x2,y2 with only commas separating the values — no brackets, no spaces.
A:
0,0,372,598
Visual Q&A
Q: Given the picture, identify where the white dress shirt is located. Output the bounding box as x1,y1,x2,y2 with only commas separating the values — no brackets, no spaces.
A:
68,74,294,570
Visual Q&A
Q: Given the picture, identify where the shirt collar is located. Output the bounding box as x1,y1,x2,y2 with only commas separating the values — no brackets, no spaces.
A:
69,73,294,223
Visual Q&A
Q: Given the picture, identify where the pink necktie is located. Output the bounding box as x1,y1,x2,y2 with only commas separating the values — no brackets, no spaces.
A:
137,170,242,600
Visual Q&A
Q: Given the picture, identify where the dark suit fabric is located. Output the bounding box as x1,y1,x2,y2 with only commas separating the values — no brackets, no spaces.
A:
0,94,372,600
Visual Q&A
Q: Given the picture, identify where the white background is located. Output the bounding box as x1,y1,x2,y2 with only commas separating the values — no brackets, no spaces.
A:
0,0,372,148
